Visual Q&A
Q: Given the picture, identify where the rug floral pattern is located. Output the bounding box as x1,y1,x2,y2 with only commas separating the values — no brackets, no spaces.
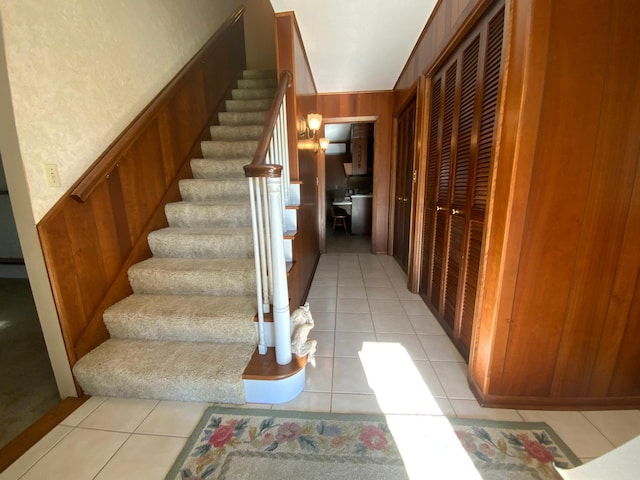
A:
452,421,578,479
166,408,580,480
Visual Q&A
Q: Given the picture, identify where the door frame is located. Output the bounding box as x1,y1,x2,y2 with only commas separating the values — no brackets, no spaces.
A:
318,116,378,254
0,34,76,398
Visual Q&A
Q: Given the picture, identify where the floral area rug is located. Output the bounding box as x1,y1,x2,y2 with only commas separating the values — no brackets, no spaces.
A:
166,407,581,480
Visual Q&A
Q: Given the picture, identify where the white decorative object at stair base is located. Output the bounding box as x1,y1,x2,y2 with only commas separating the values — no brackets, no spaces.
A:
243,367,305,404
290,302,317,366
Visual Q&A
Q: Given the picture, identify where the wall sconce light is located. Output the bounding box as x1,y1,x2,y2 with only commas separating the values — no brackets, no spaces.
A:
319,137,330,152
300,113,323,139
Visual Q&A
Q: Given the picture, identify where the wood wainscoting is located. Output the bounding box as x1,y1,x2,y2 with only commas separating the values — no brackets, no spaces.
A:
36,8,247,372
274,12,320,309
398,0,640,409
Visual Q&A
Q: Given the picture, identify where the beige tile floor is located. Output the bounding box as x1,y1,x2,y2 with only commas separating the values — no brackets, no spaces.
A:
2,253,640,479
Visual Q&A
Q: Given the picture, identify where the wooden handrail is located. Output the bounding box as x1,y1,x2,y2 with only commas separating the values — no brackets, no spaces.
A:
70,6,246,202
244,164,283,178
243,70,292,178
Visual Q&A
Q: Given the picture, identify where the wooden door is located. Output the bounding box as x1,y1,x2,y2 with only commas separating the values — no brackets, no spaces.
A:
457,10,504,351
419,3,505,357
393,97,417,271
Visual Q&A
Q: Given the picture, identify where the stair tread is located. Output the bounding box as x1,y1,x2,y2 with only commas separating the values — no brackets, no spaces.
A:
148,227,253,259
242,69,276,79
190,158,249,179
179,178,249,202
105,294,258,344
218,111,268,126
210,125,264,140
150,226,252,237
165,201,252,229
107,294,256,319
128,258,256,297
73,338,254,403
131,257,254,272
231,88,276,100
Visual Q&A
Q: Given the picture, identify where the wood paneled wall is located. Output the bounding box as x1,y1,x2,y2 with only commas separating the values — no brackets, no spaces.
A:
395,0,488,92
274,12,319,308
316,92,394,254
470,0,640,407
36,9,247,368
396,0,640,408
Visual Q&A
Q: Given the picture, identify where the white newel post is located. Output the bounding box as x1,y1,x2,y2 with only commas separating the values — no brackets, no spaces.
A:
267,176,292,365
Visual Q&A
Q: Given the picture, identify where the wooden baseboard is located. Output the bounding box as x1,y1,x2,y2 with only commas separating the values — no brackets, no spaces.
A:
0,396,89,474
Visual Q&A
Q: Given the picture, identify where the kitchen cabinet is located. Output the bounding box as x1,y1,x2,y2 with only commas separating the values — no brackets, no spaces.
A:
351,194,372,235
350,137,368,175
350,124,372,175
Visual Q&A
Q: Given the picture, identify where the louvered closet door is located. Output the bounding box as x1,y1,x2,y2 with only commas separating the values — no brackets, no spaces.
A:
429,62,457,320
458,7,505,351
419,2,505,357
445,35,481,336
420,77,441,303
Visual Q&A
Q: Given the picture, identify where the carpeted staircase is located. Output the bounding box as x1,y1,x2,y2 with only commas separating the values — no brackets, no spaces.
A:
73,70,278,404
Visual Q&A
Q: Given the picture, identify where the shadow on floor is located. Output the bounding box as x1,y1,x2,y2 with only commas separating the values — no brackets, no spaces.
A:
325,221,371,254
0,278,60,449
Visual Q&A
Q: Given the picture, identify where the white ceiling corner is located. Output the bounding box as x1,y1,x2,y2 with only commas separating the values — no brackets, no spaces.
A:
269,0,438,93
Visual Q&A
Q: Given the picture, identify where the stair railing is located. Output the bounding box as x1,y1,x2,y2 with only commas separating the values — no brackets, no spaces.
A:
244,71,293,366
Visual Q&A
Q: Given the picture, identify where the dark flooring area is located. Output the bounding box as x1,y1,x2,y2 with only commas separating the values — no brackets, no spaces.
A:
0,278,60,449
325,221,371,254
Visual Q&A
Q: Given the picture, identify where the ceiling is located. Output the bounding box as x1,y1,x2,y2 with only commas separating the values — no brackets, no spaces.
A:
269,0,438,93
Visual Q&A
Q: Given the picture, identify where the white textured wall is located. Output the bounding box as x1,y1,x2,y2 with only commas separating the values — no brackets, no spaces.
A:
0,0,244,222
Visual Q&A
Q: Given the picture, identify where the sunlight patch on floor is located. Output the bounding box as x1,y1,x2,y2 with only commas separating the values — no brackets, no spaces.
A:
359,341,482,479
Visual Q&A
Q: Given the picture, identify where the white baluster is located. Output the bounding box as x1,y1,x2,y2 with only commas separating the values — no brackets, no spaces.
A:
248,179,267,354
267,176,292,365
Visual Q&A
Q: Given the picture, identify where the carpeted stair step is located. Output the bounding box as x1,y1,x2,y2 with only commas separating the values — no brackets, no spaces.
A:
238,78,277,89
242,69,276,79
72,338,254,403
231,88,276,100
104,294,258,344
165,201,252,228
225,98,272,112
179,178,249,202
128,257,256,297
148,227,253,259
218,111,268,126
210,124,264,141
201,140,258,158
74,69,286,405
191,158,249,179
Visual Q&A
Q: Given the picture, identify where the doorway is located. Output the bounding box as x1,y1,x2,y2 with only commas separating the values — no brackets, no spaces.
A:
323,122,374,253
0,156,60,449
392,97,417,272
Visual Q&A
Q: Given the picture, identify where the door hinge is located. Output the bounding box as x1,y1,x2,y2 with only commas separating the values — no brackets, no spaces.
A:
316,177,319,186
412,170,417,182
